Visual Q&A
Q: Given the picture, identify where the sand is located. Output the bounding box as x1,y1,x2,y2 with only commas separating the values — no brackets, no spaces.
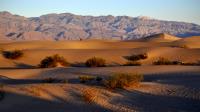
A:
0,36,200,112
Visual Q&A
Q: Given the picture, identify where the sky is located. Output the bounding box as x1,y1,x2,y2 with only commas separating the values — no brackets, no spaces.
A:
0,0,200,24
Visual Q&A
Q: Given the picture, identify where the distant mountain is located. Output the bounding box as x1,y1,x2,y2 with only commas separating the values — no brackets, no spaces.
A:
0,11,200,40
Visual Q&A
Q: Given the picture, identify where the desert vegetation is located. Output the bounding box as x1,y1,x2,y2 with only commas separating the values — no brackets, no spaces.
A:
123,61,141,66
2,50,23,59
153,57,182,65
104,73,143,89
126,53,148,61
79,75,103,83
39,54,69,68
85,57,106,67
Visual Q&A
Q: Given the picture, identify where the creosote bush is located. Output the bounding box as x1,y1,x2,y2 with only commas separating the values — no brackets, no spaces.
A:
39,54,69,68
79,75,103,83
2,50,23,59
85,57,106,67
104,73,143,89
153,57,182,65
123,61,141,66
127,53,148,61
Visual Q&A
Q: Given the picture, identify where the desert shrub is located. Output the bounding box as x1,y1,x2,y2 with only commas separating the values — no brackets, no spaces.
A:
2,50,23,59
79,75,96,83
104,73,143,89
79,75,103,83
39,54,69,68
85,57,106,67
127,53,148,61
123,61,141,66
81,88,97,103
153,57,182,65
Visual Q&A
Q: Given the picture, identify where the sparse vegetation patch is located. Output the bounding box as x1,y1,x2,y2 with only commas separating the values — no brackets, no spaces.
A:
153,57,182,65
2,50,23,59
39,54,69,68
127,53,148,61
123,61,141,66
79,75,103,83
104,73,143,89
85,57,106,67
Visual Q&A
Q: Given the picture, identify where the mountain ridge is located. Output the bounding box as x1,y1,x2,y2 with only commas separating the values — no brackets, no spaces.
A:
0,11,200,40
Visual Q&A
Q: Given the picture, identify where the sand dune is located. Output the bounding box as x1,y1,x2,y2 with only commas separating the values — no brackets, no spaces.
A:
141,33,181,42
0,36,200,112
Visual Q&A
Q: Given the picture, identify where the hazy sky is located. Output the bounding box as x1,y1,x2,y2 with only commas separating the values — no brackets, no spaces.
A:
0,0,199,24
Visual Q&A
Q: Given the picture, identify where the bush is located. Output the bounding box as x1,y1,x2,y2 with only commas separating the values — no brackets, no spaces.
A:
153,57,182,65
2,50,23,59
104,73,143,89
39,54,69,68
123,61,141,66
79,75,103,83
81,88,97,103
127,53,148,61
79,75,96,83
85,57,106,67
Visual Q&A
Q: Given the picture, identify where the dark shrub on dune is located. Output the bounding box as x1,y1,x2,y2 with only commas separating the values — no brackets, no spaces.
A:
127,53,148,61
123,61,141,66
85,57,106,67
104,73,143,89
153,57,182,65
39,54,69,68
2,50,23,59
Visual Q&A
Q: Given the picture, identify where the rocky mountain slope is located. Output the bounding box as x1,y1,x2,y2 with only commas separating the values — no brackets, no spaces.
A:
0,11,200,40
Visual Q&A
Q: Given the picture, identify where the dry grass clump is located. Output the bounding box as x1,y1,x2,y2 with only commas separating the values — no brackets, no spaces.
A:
123,61,141,66
39,54,69,68
153,57,182,65
2,50,23,59
79,75,103,83
81,88,97,103
104,73,143,89
85,57,106,67
127,53,148,61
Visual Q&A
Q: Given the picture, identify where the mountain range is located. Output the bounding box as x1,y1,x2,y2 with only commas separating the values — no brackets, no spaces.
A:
0,11,200,40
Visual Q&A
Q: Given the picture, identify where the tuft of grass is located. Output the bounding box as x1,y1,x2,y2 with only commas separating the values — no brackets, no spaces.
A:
79,75,103,83
153,57,182,65
81,88,97,103
123,61,141,66
79,75,96,83
2,50,23,59
127,53,148,61
39,54,69,68
85,57,106,67
104,73,143,89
